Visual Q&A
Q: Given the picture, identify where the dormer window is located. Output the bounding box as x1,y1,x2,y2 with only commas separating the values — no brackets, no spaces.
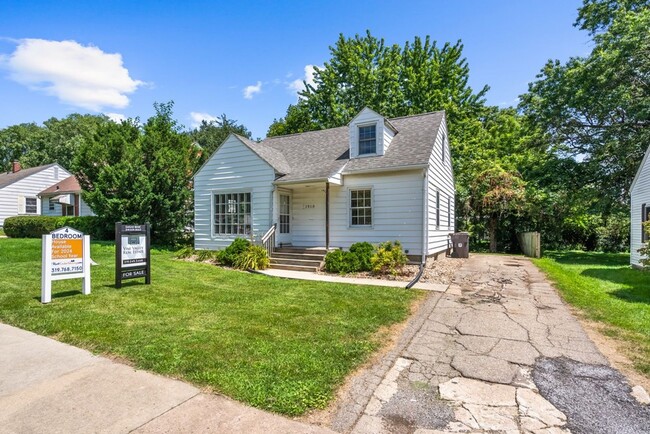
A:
358,125,377,155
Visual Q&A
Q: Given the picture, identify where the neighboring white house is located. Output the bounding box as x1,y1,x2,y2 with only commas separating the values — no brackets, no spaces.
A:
0,162,93,226
39,175,95,218
194,107,455,261
630,145,650,268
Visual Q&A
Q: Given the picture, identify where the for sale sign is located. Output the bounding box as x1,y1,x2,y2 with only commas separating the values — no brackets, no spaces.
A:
115,222,151,288
41,227,91,303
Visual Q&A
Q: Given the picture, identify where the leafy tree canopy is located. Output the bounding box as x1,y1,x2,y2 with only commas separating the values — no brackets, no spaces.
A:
188,114,252,164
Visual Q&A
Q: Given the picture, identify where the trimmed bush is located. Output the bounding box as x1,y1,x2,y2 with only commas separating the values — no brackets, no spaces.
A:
234,245,270,270
324,250,357,274
217,238,252,266
349,242,375,271
371,241,408,275
3,216,112,240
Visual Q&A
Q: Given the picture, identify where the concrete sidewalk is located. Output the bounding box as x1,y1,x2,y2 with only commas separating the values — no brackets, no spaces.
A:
0,323,334,434
257,268,449,292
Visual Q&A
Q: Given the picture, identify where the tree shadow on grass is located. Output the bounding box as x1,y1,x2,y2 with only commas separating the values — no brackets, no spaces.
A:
581,267,650,305
545,251,630,267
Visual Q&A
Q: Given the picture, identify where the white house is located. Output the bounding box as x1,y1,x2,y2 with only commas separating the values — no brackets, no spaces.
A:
0,162,93,226
194,108,455,265
630,145,650,268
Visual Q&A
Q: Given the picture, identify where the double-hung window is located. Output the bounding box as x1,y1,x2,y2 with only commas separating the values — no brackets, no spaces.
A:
25,197,38,214
214,192,251,235
643,203,649,243
358,125,376,155
350,189,372,226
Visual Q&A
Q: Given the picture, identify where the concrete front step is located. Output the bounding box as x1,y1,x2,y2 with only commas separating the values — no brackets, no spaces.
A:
271,252,327,261
274,247,328,255
271,258,322,267
270,264,320,272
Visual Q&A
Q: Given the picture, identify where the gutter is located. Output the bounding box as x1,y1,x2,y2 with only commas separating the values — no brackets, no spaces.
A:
406,169,428,289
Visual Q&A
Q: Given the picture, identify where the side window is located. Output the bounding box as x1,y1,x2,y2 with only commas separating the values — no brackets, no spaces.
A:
643,204,649,243
25,197,38,214
442,133,446,162
350,189,372,226
436,191,440,228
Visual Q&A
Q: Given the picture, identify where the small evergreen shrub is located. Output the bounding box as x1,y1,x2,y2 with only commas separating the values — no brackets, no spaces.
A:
324,249,361,274
218,238,252,266
371,240,408,275
234,245,270,270
349,242,375,271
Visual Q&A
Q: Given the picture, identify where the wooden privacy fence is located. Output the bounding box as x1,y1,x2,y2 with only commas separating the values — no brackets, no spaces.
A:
518,232,541,258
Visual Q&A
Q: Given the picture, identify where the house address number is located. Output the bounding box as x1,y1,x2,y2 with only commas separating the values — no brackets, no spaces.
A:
302,204,316,209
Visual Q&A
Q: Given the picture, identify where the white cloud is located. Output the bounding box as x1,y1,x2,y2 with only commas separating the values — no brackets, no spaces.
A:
243,81,262,99
1,38,144,111
105,112,126,123
189,111,219,128
288,64,319,95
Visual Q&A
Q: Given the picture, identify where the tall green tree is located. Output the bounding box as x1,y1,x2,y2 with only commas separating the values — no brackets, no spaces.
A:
520,0,650,211
188,114,252,164
75,102,200,244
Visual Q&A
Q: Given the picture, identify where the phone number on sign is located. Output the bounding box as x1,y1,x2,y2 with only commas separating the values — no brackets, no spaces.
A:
52,265,83,274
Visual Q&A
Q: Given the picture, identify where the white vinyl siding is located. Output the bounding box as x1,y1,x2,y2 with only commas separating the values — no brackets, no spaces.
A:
427,119,455,255
631,148,650,266
193,135,275,250
291,186,326,247
329,170,424,255
0,164,70,226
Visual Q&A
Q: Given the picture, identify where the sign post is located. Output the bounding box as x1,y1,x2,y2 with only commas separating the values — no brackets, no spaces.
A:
41,227,91,303
115,222,151,288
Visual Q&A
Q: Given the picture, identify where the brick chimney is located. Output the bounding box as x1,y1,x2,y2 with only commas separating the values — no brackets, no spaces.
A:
12,161,21,173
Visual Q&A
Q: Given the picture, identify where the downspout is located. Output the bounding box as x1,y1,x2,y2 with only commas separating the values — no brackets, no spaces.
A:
406,169,428,289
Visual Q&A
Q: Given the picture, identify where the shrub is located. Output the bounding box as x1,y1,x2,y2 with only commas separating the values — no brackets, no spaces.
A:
175,246,195,259
371,241,408,275
596,215,630,253
324,249,361,274
218,238,252,266
3,216,112,240
639,221,650,268
233,245,270,270
349,242,375,271
196,249,218,262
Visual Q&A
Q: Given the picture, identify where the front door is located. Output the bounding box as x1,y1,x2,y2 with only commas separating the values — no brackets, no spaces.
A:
277,192,292,245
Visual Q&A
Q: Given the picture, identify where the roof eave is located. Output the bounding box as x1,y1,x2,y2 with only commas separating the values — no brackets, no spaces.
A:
341,164,428,176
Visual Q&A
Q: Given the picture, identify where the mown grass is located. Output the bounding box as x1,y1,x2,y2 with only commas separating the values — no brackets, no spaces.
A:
0,238,420,415
533,251,650,376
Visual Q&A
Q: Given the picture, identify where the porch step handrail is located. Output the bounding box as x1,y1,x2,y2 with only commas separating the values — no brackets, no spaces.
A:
261,223,277,258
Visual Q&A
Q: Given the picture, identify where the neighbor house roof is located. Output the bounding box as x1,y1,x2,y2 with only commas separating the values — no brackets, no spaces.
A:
259,110,445,183
39,175,81,196
0,163,58,190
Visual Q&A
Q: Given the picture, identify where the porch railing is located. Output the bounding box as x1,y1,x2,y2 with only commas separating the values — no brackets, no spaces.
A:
261,223,277,258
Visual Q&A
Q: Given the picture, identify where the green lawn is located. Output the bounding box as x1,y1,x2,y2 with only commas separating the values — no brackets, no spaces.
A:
0,238,420,415
533,251,650,376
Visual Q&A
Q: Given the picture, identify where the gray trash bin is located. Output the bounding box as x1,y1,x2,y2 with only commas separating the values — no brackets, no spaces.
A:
450,232,469,258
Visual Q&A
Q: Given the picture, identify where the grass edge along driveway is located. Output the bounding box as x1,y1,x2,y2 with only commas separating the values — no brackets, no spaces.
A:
533,251,650,377
0,238,422,416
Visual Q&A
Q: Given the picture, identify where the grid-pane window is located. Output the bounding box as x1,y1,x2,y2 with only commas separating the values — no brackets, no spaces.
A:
280,194,290,234
350,189,372,226
48,199,55,211
358,125,376,155
25,197,37,214
214,192,251,235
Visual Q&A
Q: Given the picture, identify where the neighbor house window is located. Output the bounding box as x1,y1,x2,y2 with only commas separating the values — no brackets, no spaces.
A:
25,197,37,214
214,192,251,235
350,189,372,226
358,125,376,155
48,199,55,211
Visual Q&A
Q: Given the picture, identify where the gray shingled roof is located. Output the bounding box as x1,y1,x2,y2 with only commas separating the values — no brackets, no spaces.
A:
253,111,444,183
0,163,57,189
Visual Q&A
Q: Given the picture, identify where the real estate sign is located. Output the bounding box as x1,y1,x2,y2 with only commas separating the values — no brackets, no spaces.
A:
115,222,151,288
41,226,91,303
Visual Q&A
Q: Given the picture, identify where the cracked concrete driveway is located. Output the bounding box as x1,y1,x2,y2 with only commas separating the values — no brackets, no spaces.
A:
330,254,650,434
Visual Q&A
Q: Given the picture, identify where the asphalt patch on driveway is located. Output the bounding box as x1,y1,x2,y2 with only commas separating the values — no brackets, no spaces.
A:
533,357,650,434
379,386,453,433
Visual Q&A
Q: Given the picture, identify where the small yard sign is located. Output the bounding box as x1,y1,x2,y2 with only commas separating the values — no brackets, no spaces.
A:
41,226,91,303
115,222,151,288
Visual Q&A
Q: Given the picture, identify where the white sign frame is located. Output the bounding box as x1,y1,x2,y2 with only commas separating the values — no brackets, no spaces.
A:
41,227,91,303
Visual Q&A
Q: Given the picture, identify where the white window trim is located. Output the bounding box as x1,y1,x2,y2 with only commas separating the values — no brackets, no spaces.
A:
210,188,253,238
357,122,379,157
348,187,374,228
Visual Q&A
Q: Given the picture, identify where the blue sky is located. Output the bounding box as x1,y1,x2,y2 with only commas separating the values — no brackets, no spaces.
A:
0,0,591,138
